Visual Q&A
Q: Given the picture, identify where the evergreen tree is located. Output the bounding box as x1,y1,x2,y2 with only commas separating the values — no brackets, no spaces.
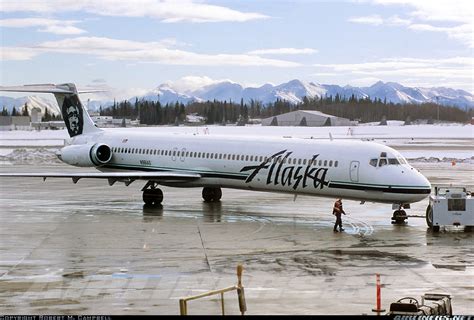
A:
1,107,9,116
22,103,29,116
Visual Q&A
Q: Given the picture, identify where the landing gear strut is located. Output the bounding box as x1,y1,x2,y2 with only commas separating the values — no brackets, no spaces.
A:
391,206,408,224
142,181,163,205
202,187,222,202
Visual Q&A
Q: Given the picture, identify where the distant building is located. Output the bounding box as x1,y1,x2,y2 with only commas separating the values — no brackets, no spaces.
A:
261,110,352,127
30,107,43,123
31,121,65,130
90,116,132,127
185,113,206,125
0,116,31,131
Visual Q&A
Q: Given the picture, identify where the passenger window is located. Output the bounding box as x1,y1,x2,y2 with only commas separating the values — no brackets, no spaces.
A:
369,159,377,167
335,161,338,167
379,158,388,167
324,160,327,166
303,159,307,165
298,159,302,165
329,160,333,167
318,160,322,166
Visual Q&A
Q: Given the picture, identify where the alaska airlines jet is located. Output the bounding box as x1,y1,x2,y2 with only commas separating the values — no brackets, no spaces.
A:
0,83,431,218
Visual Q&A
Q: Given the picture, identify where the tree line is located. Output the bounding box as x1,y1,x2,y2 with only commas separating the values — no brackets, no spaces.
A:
3,95,471,124
1,103,62,121
100,94,472,125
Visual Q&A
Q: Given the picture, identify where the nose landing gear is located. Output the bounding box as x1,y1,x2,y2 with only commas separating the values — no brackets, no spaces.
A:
391,205,408,224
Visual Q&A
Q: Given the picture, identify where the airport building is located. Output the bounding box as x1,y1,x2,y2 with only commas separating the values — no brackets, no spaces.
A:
261,110,352,127
0,116,31,130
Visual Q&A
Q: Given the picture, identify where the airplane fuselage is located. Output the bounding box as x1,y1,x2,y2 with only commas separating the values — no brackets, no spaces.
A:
68,129,431,204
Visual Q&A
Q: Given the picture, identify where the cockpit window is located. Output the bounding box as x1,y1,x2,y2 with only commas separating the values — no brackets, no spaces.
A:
398,157,407,164
388,158,400,165
371,153,408,167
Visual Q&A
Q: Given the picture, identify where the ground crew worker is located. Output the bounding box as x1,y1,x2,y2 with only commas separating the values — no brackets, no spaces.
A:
333,198,346,232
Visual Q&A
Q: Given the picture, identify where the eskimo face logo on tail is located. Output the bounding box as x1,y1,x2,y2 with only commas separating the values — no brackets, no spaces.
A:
240,150,329,190
61,95,83,137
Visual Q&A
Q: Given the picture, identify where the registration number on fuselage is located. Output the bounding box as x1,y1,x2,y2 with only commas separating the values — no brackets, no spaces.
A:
140,160,151,166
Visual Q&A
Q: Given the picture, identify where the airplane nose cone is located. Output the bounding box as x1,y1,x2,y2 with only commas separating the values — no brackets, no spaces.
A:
415,171,432,200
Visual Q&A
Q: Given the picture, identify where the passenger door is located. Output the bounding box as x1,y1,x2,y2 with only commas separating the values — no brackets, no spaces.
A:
350,161,359,182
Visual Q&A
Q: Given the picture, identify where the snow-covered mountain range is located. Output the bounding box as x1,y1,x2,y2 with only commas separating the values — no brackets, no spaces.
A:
133,80,474,109
1,80,473,115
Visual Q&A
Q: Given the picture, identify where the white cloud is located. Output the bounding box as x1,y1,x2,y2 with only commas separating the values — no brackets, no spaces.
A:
351,1,474,47
0,0,269,23
350,77,383,87
386,15,411,26
0,47,38,60
247,48,318,55
164,76,233,93
314,57,473,91
348,14,384,26
408,23,473,47
2,36,301,67
0,18,86,35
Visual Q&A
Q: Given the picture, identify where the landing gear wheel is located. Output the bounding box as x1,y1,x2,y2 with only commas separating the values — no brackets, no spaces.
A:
391,209,407,224
143,188,163,205
202,187,222,202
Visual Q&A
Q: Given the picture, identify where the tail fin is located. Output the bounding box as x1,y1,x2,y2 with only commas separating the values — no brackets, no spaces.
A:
0,83,101,137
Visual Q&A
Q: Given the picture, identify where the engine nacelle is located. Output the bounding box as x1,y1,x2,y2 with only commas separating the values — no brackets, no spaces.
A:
58,143,113,167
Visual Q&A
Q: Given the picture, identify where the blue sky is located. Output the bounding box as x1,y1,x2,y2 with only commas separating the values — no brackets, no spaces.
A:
1,0,472,99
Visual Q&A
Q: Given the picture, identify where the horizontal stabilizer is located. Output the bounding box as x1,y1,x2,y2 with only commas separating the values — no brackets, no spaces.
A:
0,84,105,94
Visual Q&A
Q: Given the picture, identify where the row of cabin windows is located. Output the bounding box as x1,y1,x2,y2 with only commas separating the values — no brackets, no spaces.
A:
111,146,339,168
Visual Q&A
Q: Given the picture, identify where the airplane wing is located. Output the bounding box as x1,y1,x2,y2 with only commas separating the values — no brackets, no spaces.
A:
0,171,201,186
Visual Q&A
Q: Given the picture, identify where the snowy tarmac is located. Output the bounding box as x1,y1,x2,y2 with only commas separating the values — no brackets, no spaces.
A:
0,161,473,315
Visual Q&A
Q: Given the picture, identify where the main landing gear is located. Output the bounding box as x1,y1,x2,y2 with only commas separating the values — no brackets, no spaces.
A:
202,187,222,202
142,181,163,206
141,184,223,205
391,205,408,224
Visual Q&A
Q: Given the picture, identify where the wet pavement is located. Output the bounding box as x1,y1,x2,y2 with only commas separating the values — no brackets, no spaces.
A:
0,162,472,315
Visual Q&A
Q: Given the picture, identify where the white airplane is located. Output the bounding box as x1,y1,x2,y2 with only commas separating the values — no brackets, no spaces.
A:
0,83,431,220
